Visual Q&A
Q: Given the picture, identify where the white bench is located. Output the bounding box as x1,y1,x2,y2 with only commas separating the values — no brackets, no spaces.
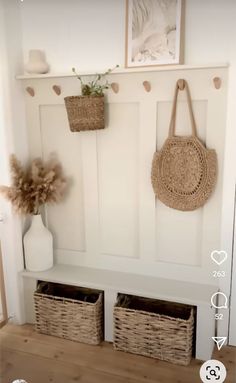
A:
21,264,217,361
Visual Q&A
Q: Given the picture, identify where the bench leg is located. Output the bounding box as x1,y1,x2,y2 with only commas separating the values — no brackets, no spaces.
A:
104,289,117,342
23,277,37,324
196,304,216,361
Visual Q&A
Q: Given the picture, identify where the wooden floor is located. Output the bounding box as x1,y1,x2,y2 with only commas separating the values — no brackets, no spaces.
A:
0,325,235,383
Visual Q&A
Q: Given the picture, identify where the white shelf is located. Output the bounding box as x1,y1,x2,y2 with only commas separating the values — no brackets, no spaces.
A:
16,63,229,80
21,264,216,306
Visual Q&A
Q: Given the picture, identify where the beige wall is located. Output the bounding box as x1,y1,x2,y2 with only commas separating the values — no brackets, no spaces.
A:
18,0,236,70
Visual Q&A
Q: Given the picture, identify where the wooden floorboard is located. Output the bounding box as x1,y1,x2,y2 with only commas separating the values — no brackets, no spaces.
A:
0,324,235,383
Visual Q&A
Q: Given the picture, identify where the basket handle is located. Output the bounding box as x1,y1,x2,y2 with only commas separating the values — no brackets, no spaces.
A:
168,80,197,138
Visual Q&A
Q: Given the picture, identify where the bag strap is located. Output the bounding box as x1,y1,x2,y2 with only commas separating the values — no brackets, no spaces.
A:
168,80,197,137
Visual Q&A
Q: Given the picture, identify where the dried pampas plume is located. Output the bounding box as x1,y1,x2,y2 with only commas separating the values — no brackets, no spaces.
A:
0,154,67,215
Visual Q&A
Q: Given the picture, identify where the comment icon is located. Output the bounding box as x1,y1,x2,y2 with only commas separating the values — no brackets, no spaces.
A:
211,292,228,309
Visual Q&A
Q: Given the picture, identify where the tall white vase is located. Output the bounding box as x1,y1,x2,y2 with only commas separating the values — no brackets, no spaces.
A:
24,214,53,272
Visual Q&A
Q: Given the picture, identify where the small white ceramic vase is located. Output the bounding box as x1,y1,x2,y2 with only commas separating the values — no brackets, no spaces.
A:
25,49,49,74
23,214,53,272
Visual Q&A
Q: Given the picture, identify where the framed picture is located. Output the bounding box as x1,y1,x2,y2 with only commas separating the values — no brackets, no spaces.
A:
125,0,184,67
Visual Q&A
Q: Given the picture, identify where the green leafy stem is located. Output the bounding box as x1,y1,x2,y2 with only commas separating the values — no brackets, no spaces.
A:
72,65,119,96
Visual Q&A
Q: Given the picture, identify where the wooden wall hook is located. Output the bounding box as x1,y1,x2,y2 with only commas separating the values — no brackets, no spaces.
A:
177,79,185,90
111,82,119,93
143,81,151,92
213,77,221,89
26,86,35,97
52,85,61,95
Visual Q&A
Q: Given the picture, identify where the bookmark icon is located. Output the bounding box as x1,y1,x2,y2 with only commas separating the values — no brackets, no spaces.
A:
212,337,227,351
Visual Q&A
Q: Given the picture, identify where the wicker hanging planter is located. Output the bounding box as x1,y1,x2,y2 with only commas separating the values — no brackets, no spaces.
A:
64,95,105,132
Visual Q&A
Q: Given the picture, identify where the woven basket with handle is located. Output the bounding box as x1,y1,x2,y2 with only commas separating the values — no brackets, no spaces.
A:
64,95,105,132
151,80,217,211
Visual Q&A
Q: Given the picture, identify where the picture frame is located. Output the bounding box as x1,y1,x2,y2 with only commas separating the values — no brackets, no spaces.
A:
125,0,184,68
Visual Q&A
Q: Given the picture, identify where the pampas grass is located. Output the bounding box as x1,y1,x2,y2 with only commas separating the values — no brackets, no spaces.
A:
0,154,67,215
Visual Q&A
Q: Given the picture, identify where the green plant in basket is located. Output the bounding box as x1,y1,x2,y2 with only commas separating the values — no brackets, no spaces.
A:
65,65,119,132
72,65,119,96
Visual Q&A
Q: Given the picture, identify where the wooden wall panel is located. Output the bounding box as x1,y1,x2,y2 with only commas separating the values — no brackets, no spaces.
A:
40,105,86,252
156,204,203,265
97,103,139,258
23,66,228,284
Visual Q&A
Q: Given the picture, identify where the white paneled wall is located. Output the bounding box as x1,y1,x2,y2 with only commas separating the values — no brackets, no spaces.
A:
97,103,139,258
40,105,86,252
23,66,228,285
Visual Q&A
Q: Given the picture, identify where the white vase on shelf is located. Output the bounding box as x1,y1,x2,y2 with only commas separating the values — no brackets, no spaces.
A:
25,49,49,74
23,214,53,272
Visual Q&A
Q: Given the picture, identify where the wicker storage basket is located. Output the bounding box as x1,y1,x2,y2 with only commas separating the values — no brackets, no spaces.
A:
34,281,103,345
114,294,194,366
64,95,105,132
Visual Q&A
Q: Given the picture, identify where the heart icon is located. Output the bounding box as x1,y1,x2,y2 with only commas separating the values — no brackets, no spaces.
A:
211,250,227,265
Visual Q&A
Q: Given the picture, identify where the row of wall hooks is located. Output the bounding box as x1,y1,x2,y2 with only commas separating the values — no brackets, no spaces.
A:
25,77,222,97
26,84,62,97
176,77,222,90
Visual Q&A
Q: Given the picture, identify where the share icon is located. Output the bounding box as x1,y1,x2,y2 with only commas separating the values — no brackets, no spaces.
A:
212,337,227,351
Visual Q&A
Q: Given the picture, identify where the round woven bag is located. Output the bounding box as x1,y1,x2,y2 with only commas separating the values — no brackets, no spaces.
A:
151,80,217,211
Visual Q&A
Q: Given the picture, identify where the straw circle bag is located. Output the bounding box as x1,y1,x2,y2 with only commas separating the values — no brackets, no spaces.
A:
151,80,217,211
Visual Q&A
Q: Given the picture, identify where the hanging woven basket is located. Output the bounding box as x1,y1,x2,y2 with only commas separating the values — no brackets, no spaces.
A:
64,95,105,132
